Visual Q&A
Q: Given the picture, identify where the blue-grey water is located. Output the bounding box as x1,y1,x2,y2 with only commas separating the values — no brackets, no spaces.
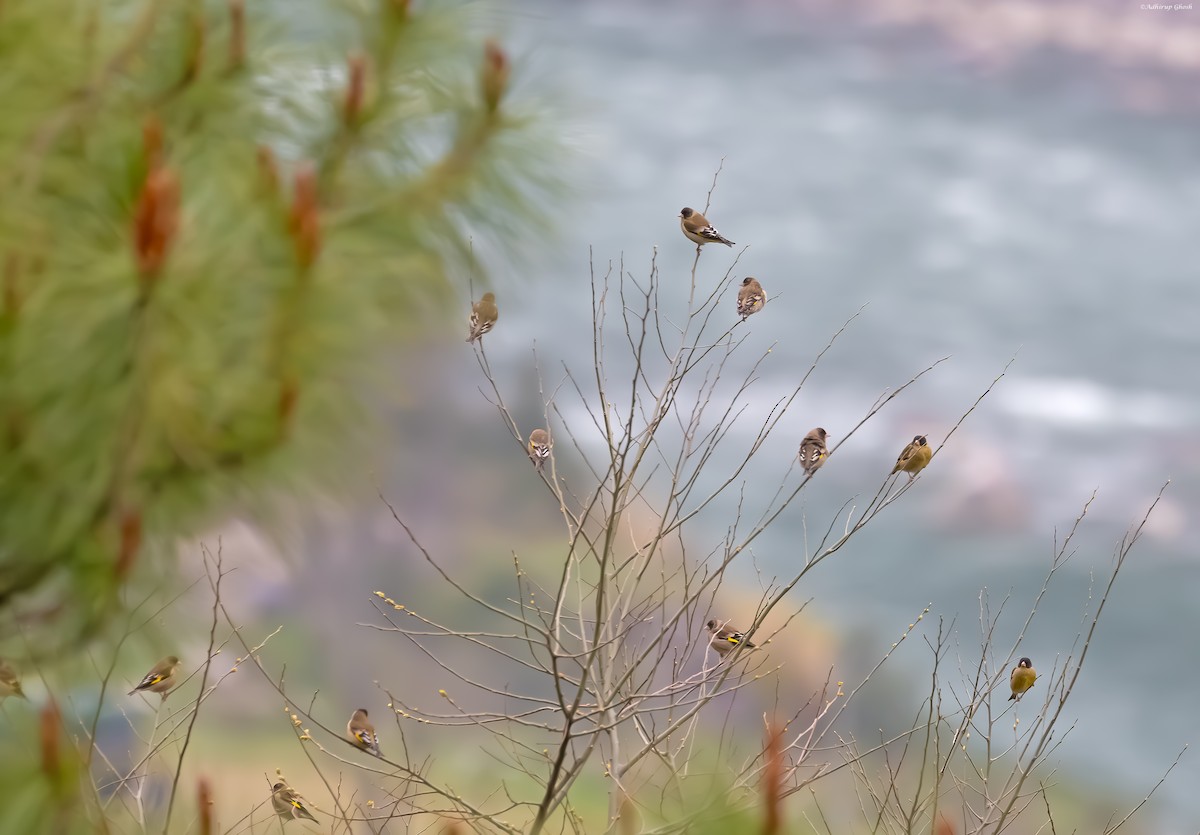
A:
471,0,1200,829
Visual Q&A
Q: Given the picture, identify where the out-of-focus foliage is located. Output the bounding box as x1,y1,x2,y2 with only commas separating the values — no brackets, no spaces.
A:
0,0,557,642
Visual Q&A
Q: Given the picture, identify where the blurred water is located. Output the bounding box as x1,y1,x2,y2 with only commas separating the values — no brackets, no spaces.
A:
485,0,1200,828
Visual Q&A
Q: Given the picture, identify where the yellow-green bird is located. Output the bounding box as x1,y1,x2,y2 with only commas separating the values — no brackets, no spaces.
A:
799,427,829,476
128,655,180,699
272,782,318,823
736,277,766,320
891,434,932,480
0,658,27,700
528,428,551,472
705,619,755,659
680,207,735,249
1009,657,1037,701
465,292,498,344
347,708,381,756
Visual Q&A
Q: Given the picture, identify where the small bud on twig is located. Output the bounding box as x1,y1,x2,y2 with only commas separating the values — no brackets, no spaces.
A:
344,53,366,126
762,722,784,835
116,508,142,579
256,145,279,198
39,700,61,787
180,10,206,88
481,39,509,114
228,0,245,72
132,166,180,284
618,797,636,835
198,779,214,835
278,376,299,434
286,164,320,270
3,253,21,317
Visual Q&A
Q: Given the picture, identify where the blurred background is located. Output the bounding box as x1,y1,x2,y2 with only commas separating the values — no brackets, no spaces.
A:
2,0,1198,831
490,0,1200,826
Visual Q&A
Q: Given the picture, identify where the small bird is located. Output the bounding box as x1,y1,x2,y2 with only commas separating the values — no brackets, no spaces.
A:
705,619,756,659
891,434,932,480
272,782,318,823
679,207,735,248
0,658,27,700
128,655,180,699
798,427,828,476
736,277,766,320
465,292,498,344
1009,657,1037,701
347,708,381,756
528,428,551,472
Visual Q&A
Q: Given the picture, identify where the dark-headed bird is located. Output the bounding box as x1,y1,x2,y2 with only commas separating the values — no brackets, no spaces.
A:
1009,657,1037,701
680,207,735,249
891,434,932,480
705,619,755,659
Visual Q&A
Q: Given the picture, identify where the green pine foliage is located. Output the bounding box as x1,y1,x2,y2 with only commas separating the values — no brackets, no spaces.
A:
0,0,557,641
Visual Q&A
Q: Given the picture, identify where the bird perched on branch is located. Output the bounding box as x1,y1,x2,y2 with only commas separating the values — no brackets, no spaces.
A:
465,292,498,344
798,427,828,476
680,207,735,249
128,655,180,699
891,434,931,480
528,428,551,472
272,782,318,823
705,619,755,659
736,277,766,320
1009,657,1037,701
347,708,382,756
0,658,27,700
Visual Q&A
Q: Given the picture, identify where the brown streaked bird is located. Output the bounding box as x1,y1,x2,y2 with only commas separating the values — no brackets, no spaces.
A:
679,207,735,248
0,658,27,700
798,427,828,476
272,782,318,823
528,428,551,472
128,655,180,699
465,292,498,344
736,277,766,320
891,434,932,480
705,619,756,659
1009,657,1037,701
347,708,381,756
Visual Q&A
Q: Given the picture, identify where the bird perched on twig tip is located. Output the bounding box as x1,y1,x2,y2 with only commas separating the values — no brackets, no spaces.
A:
0,658,27,700
272,782,318,823
1009,657,1037,701
680,207,735,249
891,434,932,480
528,428,551,472
736,277,766,321
128,655,180,700
705,619,755,659
347,708,382,756
799,427,828,476
466,292,498,344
